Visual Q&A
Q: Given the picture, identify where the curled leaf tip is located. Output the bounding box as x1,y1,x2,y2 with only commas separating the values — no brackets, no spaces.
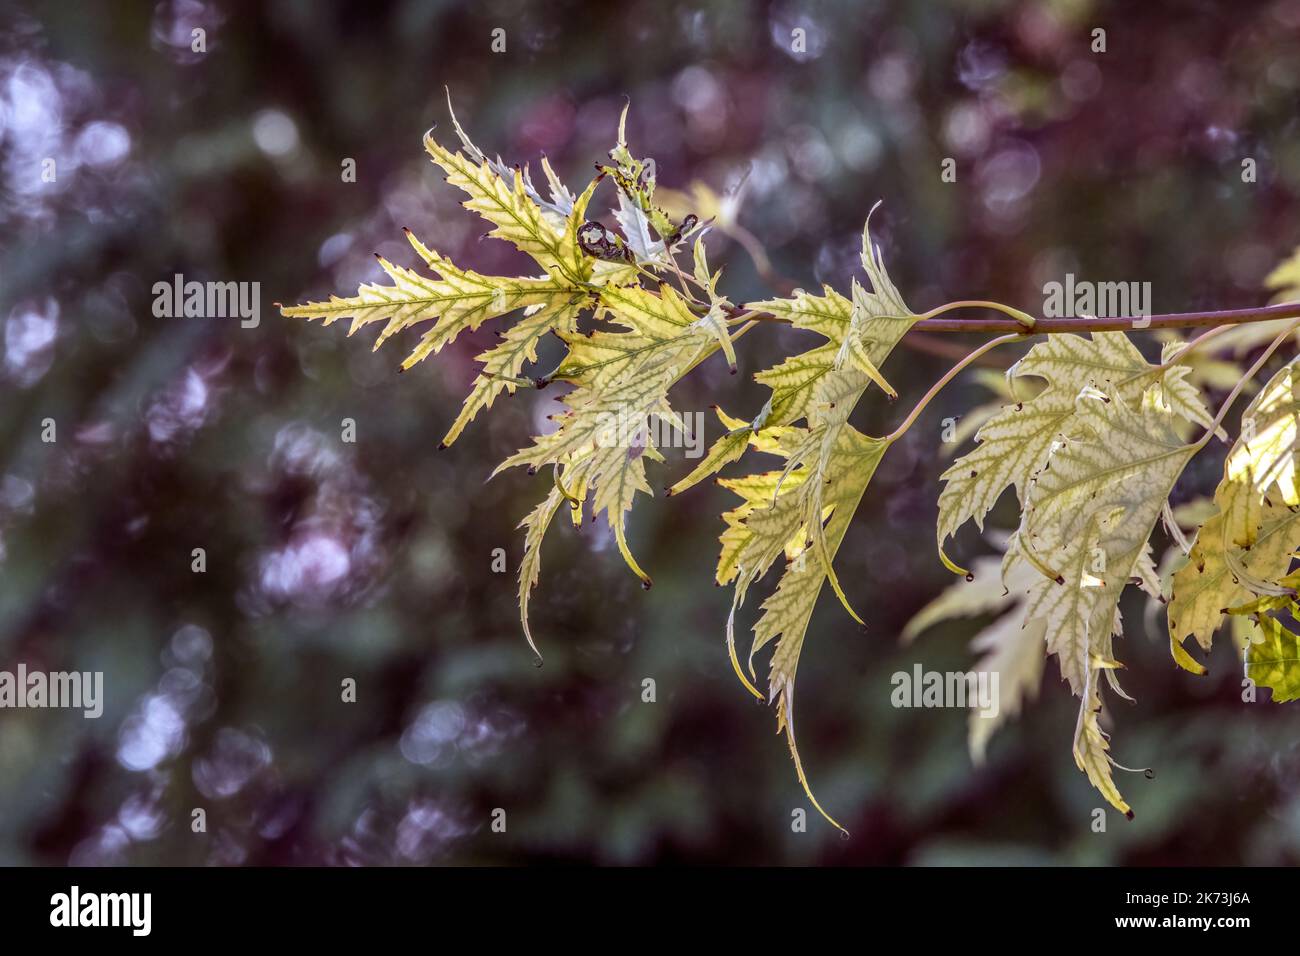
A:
938,545,969,579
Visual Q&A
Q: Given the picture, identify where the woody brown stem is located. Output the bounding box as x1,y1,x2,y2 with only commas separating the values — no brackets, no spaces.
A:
725,300,1300,335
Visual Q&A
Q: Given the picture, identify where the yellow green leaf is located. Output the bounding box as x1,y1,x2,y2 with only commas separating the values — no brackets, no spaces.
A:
1245,611,1300,702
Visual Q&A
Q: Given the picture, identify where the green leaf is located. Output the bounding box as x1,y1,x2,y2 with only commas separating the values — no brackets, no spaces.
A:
281,229,583,373
1219,359,1300,549
1168,360,1300,669
499,283,738,586
424,127,590,282
938,333,1213,570
1016,387,1196,697
718,209,918,831
1244,610,1300,703
1073,659,1133,819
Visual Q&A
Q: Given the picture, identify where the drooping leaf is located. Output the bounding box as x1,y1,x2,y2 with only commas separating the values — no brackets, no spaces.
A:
1243,608,1300,702
941,335,1211,567
1073,658,1133,819
938,333,1213,571
1168,360,1300,669
903,550,1046,762
720,424,890,833
499,282,739,586
1219,358,1300,549
517,486,566,660
1015,386,1197,695
717,208,917,830
1168,498,1300,667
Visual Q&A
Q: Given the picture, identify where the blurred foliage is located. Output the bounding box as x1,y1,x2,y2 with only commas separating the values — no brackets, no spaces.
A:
2,0,1300,864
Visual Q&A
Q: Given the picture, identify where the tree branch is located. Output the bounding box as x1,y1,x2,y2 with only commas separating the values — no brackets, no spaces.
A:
725,300,1300,335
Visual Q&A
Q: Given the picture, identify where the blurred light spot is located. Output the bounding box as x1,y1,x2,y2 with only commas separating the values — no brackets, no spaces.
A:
117,694,187,771
75,121,131,168
0,475,34,515
785,125,834,181
672,65,722,113
769,10,826,62
151,0,224,62
943,103,990,155
400,701,466,767
118,791,165,840
274,423,342,477
956,41,1006,92
75,421,116,445
868,52,917,103
259,533,351,598
257,795,304,840
1202,125,1241,161
745,151,788,200
395,799,467,862
317,232,354,268
245,422,388,610
977,142,1040,217
252,109,299,157
833,120,882,172
4,63,64,171
4,299,59,387
146,367,211,445
673,66,729,152
69,825,131,866
679,9,709,47
193,727,272,799
168,623,213,667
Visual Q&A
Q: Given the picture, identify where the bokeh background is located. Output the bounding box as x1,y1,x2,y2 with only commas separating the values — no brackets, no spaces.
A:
3,0,1300,865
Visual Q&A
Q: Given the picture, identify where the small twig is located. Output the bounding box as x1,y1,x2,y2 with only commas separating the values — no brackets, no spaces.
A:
880,334,1023,443
1194,317,1300,451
